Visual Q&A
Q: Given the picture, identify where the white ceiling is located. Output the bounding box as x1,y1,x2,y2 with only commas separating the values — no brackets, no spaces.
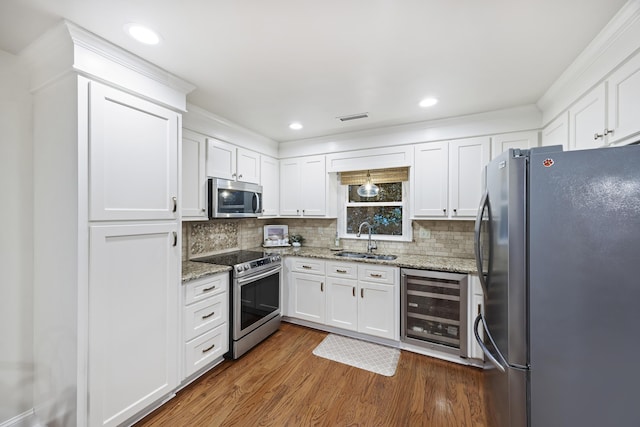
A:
0,0,629,142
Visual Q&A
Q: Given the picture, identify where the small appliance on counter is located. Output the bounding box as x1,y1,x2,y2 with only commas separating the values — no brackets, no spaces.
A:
263,224,290,247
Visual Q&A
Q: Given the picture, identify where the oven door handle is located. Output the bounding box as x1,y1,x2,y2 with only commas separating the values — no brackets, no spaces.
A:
236,265,281,286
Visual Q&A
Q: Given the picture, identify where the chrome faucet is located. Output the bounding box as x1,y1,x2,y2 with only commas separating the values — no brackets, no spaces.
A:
356,221,377,253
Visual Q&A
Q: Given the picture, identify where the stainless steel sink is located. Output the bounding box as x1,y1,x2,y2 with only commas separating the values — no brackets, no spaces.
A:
335,252,397,260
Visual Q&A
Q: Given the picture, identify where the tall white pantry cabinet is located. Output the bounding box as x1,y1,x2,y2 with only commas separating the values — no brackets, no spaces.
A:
25,22,194,427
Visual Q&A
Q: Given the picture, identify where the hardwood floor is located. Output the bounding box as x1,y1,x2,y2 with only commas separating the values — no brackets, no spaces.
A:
136,323,487,427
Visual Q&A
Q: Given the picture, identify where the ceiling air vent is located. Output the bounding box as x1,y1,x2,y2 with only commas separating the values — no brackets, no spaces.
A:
337,112,369,122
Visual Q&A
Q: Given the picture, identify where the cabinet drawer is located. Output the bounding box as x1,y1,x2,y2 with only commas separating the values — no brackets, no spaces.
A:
184,273,228,305
326,262,358,279
290,258,326,275
358,264,397,285
184,293,227,341
184,323,228,378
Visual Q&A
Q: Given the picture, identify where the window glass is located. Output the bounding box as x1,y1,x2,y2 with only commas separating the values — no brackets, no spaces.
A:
345,182,404,237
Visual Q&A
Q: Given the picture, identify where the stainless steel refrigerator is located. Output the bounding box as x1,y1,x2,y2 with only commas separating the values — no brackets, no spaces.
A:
473,144,640,427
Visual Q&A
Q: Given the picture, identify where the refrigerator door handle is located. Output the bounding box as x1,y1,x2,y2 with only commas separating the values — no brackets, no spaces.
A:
474,313,506,372
474,190,492,296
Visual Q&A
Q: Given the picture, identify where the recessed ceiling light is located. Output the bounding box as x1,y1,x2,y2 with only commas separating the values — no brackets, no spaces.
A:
124,23,161,45
289,122,303,130
419,97,439,108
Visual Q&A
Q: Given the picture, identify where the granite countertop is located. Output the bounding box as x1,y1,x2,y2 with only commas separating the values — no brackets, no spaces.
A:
182,246,477,283
263,246,478,274
182,261,231,284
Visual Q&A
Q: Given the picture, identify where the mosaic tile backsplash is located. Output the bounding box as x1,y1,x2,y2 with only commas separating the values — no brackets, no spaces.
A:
183,218,475,260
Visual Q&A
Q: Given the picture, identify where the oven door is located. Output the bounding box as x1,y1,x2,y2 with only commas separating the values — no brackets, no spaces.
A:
234,265,281,339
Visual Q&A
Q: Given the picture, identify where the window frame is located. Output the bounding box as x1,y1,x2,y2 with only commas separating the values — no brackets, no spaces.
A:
337,180,412,242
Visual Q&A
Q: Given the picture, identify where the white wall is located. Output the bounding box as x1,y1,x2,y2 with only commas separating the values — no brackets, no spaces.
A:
0,50,34,423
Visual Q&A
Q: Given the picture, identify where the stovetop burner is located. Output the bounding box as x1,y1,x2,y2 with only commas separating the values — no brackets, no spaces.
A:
192,249,281,277
193,250,266,267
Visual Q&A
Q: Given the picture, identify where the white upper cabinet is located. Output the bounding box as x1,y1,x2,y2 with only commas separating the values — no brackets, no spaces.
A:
412,141,449,217
206,138,261,184
490,130,539,159
607,51,640,145
260,155,279,216
449,137,491,218
569,83,607,150
412,137,489,219
279,155,328,217
181,131,207,220
542,112,569,150
89,81,179,221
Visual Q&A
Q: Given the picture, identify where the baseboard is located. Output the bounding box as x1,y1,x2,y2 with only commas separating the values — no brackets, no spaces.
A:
0,409,42,427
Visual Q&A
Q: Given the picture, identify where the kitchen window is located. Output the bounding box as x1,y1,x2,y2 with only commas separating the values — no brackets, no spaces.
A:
338,168,412,242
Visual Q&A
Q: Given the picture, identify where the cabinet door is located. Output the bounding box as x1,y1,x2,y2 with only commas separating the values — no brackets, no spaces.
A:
88,223,179,427
569,84,607,150
181,133,207,219
413,142,449,217
290,272,325,323
491,131,539,159
206,138,236,180
542,112,569,150
236,147,260,184
89,82,179,221
260,155,279,216
279,159,301,216
449,137,490,218
300,155,326,216
326,277,358,331
358,281,396,340
607,52,640,144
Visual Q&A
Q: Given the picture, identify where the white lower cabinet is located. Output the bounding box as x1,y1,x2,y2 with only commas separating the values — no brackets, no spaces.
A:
290,272,326,323
288,258,399,341
88,223,180,427
183,273,229,379
468,274,485,360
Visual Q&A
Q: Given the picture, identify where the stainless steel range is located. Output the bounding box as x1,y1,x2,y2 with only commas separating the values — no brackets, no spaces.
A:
193,250,281,359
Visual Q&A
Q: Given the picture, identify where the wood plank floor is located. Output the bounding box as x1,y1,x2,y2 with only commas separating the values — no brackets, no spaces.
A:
136,323,487,427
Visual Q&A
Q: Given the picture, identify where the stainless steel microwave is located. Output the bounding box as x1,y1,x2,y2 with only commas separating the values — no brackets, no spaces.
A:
208,178,263,218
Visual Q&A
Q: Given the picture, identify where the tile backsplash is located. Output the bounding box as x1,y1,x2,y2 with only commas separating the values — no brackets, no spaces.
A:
183,218,475,260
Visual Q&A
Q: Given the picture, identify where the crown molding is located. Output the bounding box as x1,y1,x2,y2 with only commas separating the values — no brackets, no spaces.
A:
537,0,640,125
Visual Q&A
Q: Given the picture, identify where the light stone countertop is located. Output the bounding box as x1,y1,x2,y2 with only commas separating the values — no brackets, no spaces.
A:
182,246,477,283
182,261,231,284
262,246,478,274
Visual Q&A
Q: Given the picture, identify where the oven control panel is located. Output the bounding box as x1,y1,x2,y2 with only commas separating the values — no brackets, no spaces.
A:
235,255,281,274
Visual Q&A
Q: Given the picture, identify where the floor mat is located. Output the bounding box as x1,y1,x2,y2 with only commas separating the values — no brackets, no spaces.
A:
312,334,400,376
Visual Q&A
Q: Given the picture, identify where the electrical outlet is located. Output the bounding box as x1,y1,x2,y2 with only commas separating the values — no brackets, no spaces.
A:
419,228,430,238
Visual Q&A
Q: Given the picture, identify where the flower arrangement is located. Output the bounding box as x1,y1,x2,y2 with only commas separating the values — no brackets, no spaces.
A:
289,234,305,247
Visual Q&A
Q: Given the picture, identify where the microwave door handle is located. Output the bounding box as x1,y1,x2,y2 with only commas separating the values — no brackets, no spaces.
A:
473,313,506,372
474,190,492,295
253,192,260,213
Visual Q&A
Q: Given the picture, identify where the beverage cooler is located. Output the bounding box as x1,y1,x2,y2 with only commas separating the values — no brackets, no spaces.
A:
401,268,469,357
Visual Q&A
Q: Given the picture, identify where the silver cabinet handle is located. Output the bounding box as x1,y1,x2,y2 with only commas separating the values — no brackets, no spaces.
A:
352,287,356,297
202,311,215,320
302,209,305,215
360,288,364,298
202,343,215,353
302,265,312,269
370,273,382,278
594,132,604,140
172,196,177,213
232,173,237,178
172,231,177,247
320,282,324,292
443,208,447,214
453,208,457,214
202,285,216,292
238,174,243,179
336,269,347,274
604,128,614,136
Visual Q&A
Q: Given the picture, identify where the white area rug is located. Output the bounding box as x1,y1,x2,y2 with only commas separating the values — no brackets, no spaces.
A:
312,334,400,377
